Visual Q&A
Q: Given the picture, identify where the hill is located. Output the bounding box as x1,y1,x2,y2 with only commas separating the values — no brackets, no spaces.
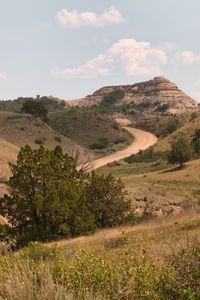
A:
48,108,133,154
155,112,200,151
0,138,19,180
67,76,199,115
0,111,92,178
0,96,66,113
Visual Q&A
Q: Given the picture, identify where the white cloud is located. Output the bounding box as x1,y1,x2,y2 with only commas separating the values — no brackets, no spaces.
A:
52,54,112,79
178,50,200,64
0,72,7,81
51,39,167,79
56,6,126,28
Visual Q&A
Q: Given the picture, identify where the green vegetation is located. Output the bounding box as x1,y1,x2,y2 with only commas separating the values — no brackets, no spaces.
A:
0,145,130,248
98,160,170,177
125,147,167,164
86,173,130,228
90,137,109,150
167,135,192,167
34,137,46,145
192,129,200,155
0,217,199,299
21,100,48,121
101,89,125,107
48,107,132,152
0,96,66,113
136,116,182,138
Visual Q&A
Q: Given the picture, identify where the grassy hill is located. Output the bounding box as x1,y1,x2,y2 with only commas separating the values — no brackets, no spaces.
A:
48,108,133,154
0,111,92,179
156,112,200,151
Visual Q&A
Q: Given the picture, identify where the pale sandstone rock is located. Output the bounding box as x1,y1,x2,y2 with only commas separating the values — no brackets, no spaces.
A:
67,76,199,115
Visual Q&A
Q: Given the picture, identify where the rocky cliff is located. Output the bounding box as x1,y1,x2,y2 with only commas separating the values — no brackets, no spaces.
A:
67,76,199,115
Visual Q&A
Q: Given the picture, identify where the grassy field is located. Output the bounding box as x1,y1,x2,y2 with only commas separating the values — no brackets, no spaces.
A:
48,108,133,154
98,158,200,217
0,213,199,299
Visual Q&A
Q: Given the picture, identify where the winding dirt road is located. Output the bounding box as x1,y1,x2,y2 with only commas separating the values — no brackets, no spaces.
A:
89,119,157,171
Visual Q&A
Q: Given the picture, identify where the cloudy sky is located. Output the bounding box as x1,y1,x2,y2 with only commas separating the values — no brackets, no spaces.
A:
1,0,200,101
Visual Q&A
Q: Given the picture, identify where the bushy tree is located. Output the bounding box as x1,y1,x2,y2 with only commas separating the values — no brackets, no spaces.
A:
192,129,200,155
0,145,130,247
167,135,191,167
0,145,95,247
86,172,131,228
21,100,48,121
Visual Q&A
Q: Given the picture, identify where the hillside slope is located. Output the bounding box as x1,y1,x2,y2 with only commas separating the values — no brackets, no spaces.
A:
48,108,133,153
0,138,19,180
156,113,200,151
0,112,92,172
67,76,199,115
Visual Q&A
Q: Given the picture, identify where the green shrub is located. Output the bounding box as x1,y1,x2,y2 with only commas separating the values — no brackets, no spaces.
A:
21,242,60,262
90,137,109,150
125,147,167,164
34,137,46,145
54,136,61,143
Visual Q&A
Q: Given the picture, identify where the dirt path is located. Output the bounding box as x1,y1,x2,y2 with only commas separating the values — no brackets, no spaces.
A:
89,119,157,171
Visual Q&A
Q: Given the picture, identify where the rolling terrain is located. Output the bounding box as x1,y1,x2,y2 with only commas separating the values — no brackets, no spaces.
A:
48,108,133,153
0,111,93,179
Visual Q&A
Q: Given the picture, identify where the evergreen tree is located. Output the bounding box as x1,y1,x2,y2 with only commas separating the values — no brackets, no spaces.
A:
86,172,131,228
0,145,95,247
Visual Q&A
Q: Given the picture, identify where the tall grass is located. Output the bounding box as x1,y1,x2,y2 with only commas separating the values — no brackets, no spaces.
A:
0,236,199,300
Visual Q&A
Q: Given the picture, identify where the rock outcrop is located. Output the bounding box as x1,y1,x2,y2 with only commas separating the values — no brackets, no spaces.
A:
67,76,199,115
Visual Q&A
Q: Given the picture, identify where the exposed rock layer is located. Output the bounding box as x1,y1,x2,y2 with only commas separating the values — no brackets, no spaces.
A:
67,76,199,115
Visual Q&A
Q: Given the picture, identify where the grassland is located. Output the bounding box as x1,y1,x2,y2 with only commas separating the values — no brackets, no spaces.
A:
0,213,199,299
98,158,200,217
0,111,94,179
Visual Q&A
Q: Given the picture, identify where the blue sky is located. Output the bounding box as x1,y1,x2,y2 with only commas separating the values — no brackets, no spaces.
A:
1,0,200,101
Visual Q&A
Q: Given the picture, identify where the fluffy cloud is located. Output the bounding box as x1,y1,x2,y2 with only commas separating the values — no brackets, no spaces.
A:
178,50,200,64
56,6,126,28
0,72,7,81
52,54,112,79
51,39,167,79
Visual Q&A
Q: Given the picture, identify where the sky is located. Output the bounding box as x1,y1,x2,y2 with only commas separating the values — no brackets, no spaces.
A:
1,0,200,101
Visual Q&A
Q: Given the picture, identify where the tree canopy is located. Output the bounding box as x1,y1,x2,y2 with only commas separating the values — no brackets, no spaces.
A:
167,135,191,167
0,145,130,247
21,100,48,121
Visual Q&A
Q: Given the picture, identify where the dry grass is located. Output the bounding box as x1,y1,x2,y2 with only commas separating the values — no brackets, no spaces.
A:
49,211,200,260
0,111,94,179
156,114,200,151
0,138,19,179
98,157,200,216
